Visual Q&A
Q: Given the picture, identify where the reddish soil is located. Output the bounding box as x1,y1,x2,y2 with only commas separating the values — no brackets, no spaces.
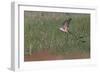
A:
24,51,90,62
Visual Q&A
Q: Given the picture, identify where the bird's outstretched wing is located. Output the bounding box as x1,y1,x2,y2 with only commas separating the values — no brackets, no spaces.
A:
59,18,72,32
59,27,67,32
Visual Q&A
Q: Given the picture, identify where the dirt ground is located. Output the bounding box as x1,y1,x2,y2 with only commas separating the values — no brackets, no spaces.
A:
24,51,90,61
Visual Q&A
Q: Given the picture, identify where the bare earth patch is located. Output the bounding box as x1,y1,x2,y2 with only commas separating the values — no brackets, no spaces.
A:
24,50,90,61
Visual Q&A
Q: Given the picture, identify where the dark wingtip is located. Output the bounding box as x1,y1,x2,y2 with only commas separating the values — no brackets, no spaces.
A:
67,18,72,24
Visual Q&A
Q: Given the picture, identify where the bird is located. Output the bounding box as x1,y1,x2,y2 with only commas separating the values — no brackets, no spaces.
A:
59,18,72,33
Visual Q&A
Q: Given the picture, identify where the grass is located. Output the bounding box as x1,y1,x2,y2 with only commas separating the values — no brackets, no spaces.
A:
24,11,90,56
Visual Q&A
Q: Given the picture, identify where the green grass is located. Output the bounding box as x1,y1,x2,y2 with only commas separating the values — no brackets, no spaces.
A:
24,11,90,56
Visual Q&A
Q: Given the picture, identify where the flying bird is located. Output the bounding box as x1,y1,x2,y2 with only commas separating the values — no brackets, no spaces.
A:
59,18,72,33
